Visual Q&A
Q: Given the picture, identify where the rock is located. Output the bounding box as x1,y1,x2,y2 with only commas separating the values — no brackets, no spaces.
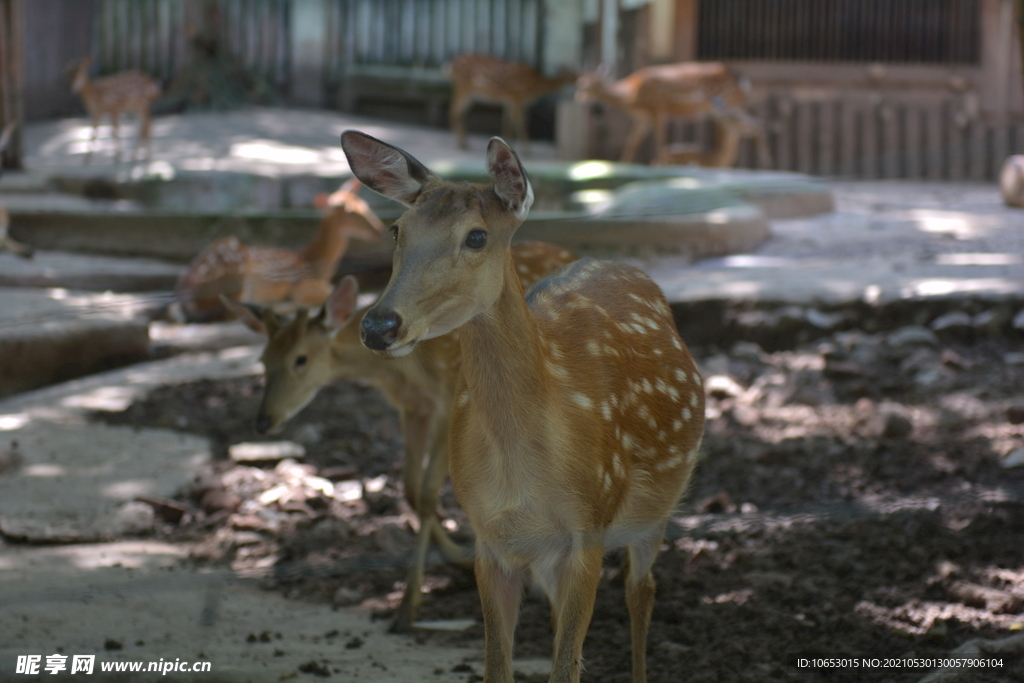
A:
200,488,242,513
973,308,1010,335
730,341,765,363
332,586,363,607
109,501,156,536
1003,448,1024,468
930,311,973,335
229,441,306,464
706,374,744,400
887,325,939,349
804,308,844,330
1013,308,1024,331
881,411,914,439
1006,405,1024,425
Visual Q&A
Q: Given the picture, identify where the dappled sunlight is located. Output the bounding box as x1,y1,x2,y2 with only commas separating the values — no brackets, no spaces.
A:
101,479,159,500
902,277,1022,298
60,385,141,412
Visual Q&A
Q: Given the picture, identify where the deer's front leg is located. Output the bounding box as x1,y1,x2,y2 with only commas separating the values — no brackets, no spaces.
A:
477,547,525,683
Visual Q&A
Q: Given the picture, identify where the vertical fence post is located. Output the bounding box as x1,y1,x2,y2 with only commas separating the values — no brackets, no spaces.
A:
290,0,326,106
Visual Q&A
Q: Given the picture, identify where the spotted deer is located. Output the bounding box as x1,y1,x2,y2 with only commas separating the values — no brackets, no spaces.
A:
223,240,577,631
576,61,748,164
657,103,773,169
341,130,705,683
173,178,385,322
448,53,575,154
70,57,162,164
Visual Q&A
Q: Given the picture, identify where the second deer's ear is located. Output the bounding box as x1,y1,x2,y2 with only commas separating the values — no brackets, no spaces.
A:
219,295,267,335
323,275,360,333
340,131,434,207
486,137,534,221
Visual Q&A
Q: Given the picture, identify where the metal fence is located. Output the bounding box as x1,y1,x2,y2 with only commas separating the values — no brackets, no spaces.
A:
697,0,981,65
324,0,543,75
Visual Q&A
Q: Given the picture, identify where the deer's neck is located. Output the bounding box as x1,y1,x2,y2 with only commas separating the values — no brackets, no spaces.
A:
458,256,551,447
297,217,350,279
589,79,634,110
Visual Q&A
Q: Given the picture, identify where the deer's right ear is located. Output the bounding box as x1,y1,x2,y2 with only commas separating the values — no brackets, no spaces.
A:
219,295,267,335
340,131,434,206
323,275,360,333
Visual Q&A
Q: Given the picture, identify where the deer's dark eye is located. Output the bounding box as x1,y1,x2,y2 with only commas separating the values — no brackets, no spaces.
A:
295,355,308,368
389,225,398,242
465,229,487,249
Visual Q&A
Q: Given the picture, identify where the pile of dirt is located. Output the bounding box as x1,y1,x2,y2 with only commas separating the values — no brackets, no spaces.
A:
91,325,1024,682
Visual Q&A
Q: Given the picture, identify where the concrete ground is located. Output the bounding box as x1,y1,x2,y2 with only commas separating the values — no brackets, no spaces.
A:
1,107,1023,681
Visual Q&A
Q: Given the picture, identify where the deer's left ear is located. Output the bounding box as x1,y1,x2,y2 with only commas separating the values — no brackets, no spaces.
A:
341,130,435,207
486,137,534,221
219,295,267,335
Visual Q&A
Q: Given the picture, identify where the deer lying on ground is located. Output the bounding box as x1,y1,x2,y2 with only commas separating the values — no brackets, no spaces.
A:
172,178,385,322
448,53,575,154
70,57,162,164
342,130,705,682
223,240,577,631
657,103,773,168
576,61,748,165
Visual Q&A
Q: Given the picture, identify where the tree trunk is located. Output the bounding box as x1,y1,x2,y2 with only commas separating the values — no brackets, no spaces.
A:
0,0,23,169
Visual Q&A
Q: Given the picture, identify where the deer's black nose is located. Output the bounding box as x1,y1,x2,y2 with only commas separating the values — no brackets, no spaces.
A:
361,308,402,351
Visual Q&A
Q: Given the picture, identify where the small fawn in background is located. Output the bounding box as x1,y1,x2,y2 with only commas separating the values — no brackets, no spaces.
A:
70,57,162,164
657,102,773,169
342,130,705,683
447,53,575,154
223,241,578,631
172,178,385,322
576,61,748,165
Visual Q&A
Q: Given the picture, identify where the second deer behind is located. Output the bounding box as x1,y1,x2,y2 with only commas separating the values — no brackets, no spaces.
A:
173,179,385,322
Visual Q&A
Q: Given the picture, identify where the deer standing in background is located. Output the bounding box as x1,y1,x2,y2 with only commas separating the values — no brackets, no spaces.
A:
173,178,385,322
342,130,705,683
657,103,773,168
224,241,578,632
70,57,162,164
447,53,575,154
576,61,748,165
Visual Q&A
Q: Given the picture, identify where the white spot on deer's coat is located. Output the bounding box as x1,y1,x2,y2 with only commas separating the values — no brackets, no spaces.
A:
682,407,691,420
675,369,688,383
690,392,699,407
571,393,593,410
601,402,612,421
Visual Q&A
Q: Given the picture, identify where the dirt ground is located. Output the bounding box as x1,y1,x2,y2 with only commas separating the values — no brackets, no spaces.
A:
89,312,1024,683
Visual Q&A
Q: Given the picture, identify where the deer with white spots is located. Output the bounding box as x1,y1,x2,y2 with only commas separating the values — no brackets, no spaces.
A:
69,57,162,164
173,179,385,322
341,131,705,683
223,240,577,631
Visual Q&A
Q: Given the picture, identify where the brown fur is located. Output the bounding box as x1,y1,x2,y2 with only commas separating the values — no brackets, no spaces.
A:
227,241,577,631
342,131,705,683
174,179,385,322
448,53,575,154
70,57,161,164
576,61,747,164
